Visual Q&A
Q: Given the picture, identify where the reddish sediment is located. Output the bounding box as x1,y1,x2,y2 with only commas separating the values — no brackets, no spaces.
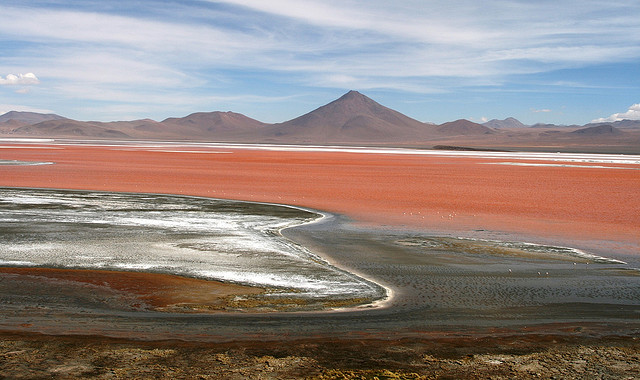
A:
0,144,638,249
0,267,262,312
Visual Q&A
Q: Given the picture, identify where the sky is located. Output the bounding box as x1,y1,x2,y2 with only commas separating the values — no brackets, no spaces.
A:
0,0,639,125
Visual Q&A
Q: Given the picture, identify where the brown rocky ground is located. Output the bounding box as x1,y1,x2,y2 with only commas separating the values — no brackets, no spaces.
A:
1,332,639,379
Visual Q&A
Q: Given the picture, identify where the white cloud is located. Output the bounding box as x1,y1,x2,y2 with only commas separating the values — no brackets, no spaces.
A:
592,104,640,122
0,73,40,85
531,108,552,113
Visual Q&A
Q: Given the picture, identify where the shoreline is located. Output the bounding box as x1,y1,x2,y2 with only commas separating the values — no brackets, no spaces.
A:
0,187,391,313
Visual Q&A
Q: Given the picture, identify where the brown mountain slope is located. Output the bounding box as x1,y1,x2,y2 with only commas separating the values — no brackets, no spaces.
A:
158,111,265,139
13,120,131,139
98,112,266,140
483,117,527,129
436,119,494,136
0,119,29,134
259,90,434,143
0,111,66,124
7,112,267,141
570,124,622,135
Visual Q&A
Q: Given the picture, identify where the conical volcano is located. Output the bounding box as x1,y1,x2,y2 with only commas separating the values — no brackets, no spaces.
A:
259,90,433,143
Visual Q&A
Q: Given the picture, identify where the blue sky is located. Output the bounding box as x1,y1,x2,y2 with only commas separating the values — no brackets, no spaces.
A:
1,0,639,125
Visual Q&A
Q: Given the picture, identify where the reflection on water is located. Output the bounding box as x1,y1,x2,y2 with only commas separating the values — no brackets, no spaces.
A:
0,188,385,309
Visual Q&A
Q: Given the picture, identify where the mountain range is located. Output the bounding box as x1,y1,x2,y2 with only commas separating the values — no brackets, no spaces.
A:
1,91,639,153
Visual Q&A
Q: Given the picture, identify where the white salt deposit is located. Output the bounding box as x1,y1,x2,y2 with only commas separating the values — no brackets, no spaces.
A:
0,188,382,302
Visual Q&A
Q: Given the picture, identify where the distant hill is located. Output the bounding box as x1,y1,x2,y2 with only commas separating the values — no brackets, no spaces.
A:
570,124,622,135
5,111,266,141
530,123,580,129
436,119,494,135
0,111,66,124
162,111,266,138
162,111,265,132
612,119,640,129
12,119,130,138
483,117,527,129
586,119,640,130
258,90,433,143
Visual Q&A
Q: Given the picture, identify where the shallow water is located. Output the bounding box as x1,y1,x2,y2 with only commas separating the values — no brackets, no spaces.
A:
0,187,639,341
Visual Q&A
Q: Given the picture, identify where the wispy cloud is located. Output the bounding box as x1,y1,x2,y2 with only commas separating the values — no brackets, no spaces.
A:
593,104,640,122
217,0,640,71
531,108,552,113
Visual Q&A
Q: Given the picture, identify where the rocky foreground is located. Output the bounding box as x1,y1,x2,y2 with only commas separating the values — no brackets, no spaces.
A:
1,332,639,379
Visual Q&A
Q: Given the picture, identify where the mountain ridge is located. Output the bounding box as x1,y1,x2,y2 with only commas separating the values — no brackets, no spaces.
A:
1,91,639,153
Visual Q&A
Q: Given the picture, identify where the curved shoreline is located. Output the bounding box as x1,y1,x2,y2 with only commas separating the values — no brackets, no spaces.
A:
269,204,396,313
201,190,397,312
0,186,392,313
